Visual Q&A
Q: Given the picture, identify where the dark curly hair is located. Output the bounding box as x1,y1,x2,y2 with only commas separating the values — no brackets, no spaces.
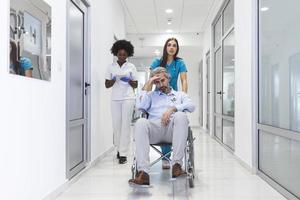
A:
111,40,134,57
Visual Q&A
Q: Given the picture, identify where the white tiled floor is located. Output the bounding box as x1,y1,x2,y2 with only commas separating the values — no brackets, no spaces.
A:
55,129,286,200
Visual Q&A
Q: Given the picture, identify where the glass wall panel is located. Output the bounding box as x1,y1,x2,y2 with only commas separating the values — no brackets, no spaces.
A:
259,131,300,197
215,117,222,141
214,17,222,48
259,0,300,132
223,120,234,149
259,1,300,198
223,0,234,34
206,54,211,130
223,31,235,117
215,48,222,114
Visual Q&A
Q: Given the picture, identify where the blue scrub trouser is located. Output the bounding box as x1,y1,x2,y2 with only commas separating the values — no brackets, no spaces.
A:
161,145,172,160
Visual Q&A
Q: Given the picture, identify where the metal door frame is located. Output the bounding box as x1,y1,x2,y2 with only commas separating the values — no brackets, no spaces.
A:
206,51,211,131
66,0,91,179
199,60,203,127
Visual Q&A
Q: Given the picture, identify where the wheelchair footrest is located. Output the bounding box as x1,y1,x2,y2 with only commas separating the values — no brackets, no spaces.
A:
128,182,153,188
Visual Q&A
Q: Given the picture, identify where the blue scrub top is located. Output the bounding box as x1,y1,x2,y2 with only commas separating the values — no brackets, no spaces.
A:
10,57,33,75
20,57,33,71
150,58,187,91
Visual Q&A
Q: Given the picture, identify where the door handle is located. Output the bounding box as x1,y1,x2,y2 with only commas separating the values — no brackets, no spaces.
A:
217,91,222,95
85,82,91,88
85,82,90,95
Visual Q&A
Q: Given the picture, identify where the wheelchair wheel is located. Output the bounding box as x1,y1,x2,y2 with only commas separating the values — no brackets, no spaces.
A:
188,168,195,188
131,158,138,179
187,127,195,188
188,127,195,171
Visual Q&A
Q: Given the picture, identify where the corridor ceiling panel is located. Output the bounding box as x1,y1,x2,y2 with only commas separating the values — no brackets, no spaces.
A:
122,0,218,34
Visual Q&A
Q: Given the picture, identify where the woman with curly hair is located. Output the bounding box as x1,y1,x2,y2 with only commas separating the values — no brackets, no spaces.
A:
105,39,138,164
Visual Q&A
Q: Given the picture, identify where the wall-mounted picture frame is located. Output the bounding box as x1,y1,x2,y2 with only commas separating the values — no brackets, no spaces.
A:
9,0,51,81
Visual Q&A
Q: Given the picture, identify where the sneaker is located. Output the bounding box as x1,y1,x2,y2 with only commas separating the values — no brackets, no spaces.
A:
119,156,127,164
172,163,187,178
162,160,170,170
128,171,150,186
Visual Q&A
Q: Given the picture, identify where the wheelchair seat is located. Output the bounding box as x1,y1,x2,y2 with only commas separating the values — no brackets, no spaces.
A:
151,142,172,146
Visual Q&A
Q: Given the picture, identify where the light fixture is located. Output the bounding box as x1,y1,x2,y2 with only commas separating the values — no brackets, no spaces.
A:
167,22,172,25
166,29,173,33
261,7,269,11
165,9,173,14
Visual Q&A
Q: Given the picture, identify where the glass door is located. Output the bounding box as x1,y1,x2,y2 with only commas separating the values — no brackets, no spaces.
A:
213,0,235,150
206,52,211,131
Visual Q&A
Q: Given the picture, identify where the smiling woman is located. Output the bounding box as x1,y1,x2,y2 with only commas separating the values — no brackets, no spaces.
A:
9,0,51,80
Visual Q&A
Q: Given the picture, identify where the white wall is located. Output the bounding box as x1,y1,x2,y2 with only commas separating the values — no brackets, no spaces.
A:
126,33,203,57
0,1,67,199
202,25,213,133
234,0,256,168
90,0,125,161
0,0,125,199
179,46,202,127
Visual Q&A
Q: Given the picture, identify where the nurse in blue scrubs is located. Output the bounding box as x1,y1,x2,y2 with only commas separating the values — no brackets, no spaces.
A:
149,37,188,169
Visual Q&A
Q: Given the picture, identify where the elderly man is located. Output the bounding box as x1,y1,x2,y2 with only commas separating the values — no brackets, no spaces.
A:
129,67,195,186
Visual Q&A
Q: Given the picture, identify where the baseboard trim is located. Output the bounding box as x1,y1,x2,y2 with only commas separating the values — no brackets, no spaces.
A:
210,135,257,174
42,146,115,200
233,154,257,174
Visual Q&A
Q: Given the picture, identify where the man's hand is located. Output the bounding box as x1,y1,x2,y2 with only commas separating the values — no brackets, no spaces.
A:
142,74,161,91
149,74,161,84
161,107,177,126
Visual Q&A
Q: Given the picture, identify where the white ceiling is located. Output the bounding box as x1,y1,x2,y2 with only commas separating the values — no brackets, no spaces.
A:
121,0,220,34
120,0,223,57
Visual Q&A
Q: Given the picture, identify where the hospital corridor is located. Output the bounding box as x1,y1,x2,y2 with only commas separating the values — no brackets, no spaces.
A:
0,0,299,200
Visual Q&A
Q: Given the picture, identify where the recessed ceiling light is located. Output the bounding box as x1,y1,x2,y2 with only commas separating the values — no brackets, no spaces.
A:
166,29,173,33
261,7,269,11
167,22,172,25
165,9,173,14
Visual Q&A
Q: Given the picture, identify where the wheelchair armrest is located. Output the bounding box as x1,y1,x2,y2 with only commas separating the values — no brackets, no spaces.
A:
140,109,149,119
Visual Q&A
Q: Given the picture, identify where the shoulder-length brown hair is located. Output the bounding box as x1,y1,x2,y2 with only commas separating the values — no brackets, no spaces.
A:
10,40,20,74
160,38,180,68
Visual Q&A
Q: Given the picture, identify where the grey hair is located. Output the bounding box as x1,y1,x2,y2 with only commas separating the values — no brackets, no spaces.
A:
150,67,171,79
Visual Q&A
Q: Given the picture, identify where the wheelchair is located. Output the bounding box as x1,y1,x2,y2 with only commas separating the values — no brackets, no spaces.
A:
131,111,196,188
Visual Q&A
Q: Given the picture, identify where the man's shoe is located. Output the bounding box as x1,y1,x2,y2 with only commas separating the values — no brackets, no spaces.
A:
162,160,170,170
172,163,187,178
117,151,120,159
128,171,150,186
119,156,127,164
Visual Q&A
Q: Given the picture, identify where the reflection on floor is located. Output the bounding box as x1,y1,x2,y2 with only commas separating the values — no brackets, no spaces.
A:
55,129,286,200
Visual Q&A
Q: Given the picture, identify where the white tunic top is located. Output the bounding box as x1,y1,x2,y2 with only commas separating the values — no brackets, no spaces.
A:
105,61,137,101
